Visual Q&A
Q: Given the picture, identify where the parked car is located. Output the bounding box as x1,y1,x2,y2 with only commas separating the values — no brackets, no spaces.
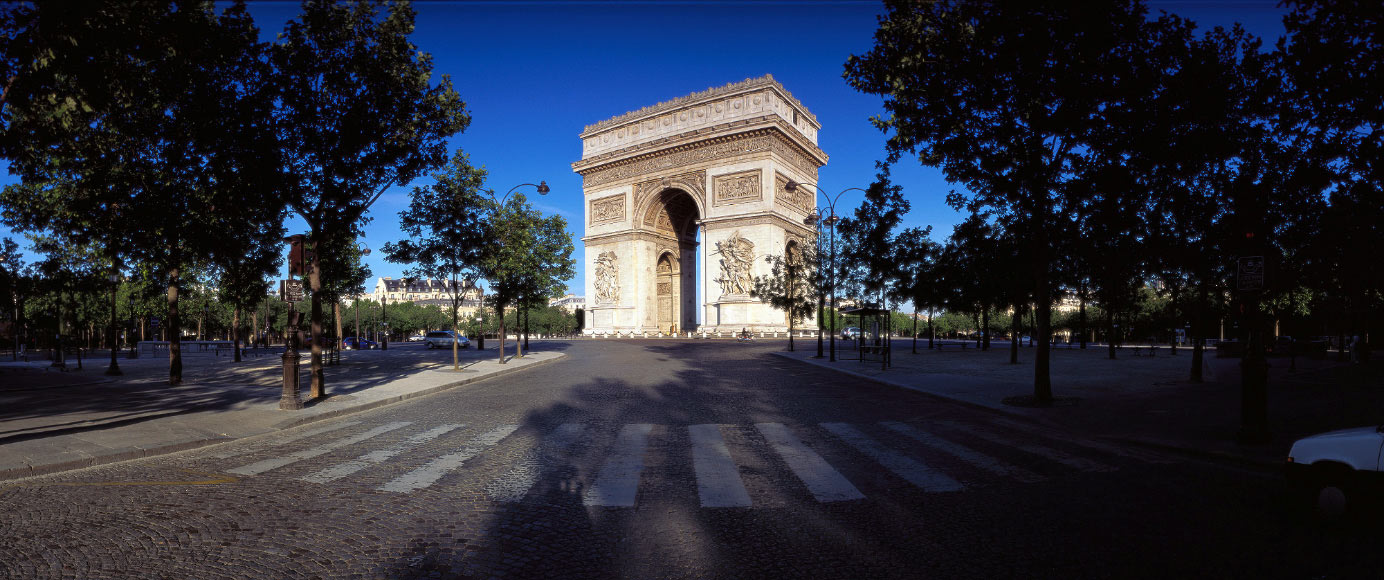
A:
342,337,377,350
406,334,427,342
1286,425,1384,518
424,330,470,349
841,327,862,341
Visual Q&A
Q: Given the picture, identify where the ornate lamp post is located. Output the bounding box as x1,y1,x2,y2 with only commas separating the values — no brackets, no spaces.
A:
483,181,549,364
790,181,865,363
105,271,122,376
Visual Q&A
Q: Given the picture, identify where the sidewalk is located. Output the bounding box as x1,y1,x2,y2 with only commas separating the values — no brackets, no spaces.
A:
774,340,1384,469
0,345,565,481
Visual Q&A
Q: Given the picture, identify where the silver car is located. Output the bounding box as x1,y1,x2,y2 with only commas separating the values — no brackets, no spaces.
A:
424,330,469,349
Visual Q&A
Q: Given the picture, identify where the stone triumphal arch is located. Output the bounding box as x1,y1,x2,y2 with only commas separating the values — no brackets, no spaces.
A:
574,75,827,335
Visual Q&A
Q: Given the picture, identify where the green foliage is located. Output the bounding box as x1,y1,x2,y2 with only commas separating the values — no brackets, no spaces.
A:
752,240,819,349
383,150,491,330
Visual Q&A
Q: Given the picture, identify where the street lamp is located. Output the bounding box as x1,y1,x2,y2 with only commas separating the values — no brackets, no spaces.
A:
483,181,549,364
106,271,122,376
792,180,866,363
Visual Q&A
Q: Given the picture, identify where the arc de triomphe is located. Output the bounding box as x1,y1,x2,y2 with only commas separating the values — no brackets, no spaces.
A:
574,75,827,335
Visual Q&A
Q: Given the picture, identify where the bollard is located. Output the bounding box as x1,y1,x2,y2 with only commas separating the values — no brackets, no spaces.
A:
280,344,303,410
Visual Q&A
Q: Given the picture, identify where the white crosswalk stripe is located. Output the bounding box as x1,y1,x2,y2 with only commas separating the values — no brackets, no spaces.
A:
487,423,586,502
942,421,1117,472
228,422,411,476
880,422,1045,484
821,423,965,492
379,424,520,493
689,424,752,508
755,423,864,502
301,424,464,484
987,417,1173,464
211,420,363,459
583,424,654,507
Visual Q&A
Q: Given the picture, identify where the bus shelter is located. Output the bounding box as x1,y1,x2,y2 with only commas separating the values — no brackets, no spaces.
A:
840,305,891,370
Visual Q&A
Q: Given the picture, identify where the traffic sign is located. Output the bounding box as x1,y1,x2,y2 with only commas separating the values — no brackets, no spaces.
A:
281,279,305,302
1237,256,1264,292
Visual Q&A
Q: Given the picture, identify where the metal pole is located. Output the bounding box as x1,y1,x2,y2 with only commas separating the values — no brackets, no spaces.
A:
106,275,122,375
381,293,388,350
829,217,837,363
280,300,302,410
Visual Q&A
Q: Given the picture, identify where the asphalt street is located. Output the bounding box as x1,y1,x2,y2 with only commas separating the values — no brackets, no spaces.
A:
0,340,1378,579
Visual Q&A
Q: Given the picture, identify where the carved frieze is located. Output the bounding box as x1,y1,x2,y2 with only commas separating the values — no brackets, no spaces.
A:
582,131,816,190
589,194,625,225
657,282,671,295
714,170,762,206
774,172,813,214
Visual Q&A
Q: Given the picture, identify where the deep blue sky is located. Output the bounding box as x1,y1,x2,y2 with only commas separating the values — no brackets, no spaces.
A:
0,0,1290,297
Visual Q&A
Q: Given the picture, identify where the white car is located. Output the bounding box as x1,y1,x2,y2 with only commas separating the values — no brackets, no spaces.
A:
407,334,426,342
1286,425,1384,518
424,330,469,349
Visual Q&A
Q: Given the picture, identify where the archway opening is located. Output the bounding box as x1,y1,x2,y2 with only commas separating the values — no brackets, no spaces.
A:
645,189,701,333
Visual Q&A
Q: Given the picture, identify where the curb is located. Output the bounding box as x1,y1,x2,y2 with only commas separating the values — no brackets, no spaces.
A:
0,353,565,482
769,351,1284,471
272,353,565,430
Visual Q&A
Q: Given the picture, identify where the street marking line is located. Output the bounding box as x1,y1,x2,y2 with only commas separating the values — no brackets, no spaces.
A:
755,423,864,502
821,423,965,492
942,421,1117,473
487,423,586,502
689,424,753,508
301,424,464,484
2,469,238,487
228,422,411,476
211,420,363,459
880,422,1045,484
988,417,1173,464
380,424,520,493
583,424,654,507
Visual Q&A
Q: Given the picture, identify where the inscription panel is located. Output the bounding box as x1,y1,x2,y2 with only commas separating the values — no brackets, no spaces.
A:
714,170,762,206
774,172,813,214
589,194,626,225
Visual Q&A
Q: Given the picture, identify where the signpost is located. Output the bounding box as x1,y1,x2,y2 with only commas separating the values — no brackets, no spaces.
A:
279,235,306,411
1237,256,1264,292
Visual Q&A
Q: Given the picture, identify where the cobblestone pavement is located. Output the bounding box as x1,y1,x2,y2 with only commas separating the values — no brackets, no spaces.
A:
1,340,1378,579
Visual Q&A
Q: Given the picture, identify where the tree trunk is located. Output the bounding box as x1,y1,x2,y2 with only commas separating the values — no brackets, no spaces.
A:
233,307,241,362
497,303,507,363
1010,303,1020,364
522,305,530,353
927,307,935,349
1191,283,1207,382
167,267,182,385
911,302,918,354
308,235,324,399
973,312,981,348
981,309,990,350
1034,260,1053,403
1107,308,1117,360
333,302,343,365
1078,287,1088,349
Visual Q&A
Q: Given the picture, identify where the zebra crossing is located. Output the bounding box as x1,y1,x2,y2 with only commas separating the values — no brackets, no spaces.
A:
212,417,1160,508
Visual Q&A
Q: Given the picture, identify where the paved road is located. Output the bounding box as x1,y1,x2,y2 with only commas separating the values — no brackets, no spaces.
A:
0,340,1377,579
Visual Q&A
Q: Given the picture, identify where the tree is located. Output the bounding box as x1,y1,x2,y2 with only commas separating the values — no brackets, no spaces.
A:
846,0,1147,402
384,150,490,369
272,0,469,397
478,193,574,362
752,239,819,351
1,1,276,384
835,172,910,346
889,227,939,353
1278,0,1384,346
